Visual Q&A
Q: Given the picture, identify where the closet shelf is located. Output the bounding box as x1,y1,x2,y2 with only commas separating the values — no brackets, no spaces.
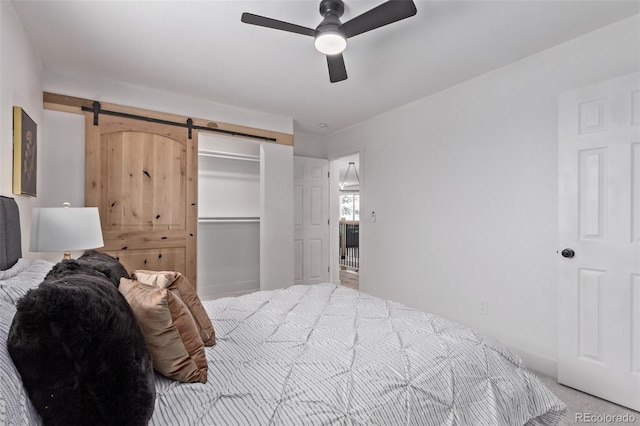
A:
199,217,260,223
198,149,260,162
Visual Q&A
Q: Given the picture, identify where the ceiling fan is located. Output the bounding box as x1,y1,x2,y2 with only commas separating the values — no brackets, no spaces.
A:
241,0,417,83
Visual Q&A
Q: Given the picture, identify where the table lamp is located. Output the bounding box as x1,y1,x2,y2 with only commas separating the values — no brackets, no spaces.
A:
30,202,104,260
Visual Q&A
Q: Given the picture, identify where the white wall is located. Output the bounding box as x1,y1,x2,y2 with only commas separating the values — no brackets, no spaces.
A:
198,221,260,299
44,70,292,135
325,15,640,377
293,131,328,159
0,2,51,260
260,142,294,290
39,110,85,209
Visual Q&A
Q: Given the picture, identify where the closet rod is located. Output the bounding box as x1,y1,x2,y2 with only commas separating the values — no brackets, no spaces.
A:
81,102,277,142
199,217,260,223
198,150,260,162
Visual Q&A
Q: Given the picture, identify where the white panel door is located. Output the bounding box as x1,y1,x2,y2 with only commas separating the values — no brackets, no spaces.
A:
294,156,329,285
559,72,640,411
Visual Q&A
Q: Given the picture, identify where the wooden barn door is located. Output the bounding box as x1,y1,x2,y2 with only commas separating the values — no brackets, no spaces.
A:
85,114,198,287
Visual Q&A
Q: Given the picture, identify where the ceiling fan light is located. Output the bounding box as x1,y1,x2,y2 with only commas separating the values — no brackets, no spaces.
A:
314,32,346,55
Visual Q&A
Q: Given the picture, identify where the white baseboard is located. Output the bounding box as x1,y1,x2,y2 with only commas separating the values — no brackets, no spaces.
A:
198,280,259,300
507,344,558,379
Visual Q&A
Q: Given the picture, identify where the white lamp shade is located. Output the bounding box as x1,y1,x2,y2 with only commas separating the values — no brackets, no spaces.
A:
30,207,104,252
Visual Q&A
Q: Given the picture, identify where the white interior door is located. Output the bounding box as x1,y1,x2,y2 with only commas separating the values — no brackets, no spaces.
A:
294,156,329,285
558,72,640,411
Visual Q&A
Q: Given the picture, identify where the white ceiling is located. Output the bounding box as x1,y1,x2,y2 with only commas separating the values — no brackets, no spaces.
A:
12,0,640,135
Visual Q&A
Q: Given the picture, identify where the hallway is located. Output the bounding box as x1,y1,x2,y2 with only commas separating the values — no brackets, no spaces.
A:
339,269,359,291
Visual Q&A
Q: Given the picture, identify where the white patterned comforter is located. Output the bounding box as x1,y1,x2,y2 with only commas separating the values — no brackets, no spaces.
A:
152,284,566,425
0,259,55,305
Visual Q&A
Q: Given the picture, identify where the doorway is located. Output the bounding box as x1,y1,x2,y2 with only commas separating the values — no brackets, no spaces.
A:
332,153,360,290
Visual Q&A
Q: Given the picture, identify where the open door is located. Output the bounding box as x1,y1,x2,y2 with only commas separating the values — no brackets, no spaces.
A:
293,156,329,285
558,72,640,410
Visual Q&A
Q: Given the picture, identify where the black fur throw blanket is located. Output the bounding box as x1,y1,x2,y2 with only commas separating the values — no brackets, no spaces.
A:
79,249,131,287
8,261,155,425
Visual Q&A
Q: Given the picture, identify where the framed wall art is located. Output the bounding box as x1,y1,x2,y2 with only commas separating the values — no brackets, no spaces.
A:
13,106,37,197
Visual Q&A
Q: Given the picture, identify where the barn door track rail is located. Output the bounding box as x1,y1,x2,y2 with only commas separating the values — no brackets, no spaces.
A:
83,101,276,142
43,92,294,146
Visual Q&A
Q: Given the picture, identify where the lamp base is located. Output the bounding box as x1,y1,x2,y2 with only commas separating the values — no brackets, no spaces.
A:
63,251,71,260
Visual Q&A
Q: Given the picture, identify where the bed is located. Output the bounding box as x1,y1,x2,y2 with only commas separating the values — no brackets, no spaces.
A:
0,196,567,425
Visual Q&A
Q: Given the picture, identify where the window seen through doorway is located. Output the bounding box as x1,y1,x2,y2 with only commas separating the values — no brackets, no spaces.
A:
340,194,359,221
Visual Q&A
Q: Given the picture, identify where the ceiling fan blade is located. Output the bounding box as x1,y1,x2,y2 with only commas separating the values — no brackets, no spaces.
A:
327,54,347,83
339,0,417,39
241,13,316,37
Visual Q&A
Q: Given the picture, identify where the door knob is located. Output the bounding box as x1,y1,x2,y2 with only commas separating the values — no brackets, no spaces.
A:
561,248,575,258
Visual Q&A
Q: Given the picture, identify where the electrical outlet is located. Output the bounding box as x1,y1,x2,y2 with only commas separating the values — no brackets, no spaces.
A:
479,300,489,315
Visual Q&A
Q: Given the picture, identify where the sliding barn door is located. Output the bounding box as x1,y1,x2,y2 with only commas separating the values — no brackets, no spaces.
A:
85,114,198,287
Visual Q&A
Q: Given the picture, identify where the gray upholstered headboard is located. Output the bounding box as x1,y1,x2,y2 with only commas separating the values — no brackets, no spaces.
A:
0,196,22,271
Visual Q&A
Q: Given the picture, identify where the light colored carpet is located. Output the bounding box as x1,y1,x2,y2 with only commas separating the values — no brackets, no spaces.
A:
536,373,639,425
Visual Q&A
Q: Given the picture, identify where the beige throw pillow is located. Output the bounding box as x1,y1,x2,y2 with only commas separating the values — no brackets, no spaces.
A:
119,278,207,384
132,270,216,346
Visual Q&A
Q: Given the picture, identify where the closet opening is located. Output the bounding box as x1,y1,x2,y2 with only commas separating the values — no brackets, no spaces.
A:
197,134,260,300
